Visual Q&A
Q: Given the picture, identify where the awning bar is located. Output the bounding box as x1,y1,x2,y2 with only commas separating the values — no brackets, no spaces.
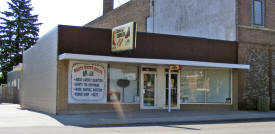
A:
59,53,250,69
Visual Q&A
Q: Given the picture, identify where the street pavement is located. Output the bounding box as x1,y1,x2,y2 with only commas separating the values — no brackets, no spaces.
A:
1,104,275,127
0,120,275,134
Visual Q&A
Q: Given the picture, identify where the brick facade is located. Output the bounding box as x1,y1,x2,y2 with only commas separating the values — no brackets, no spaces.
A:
272,52,275,108
237,0,275,110
265,0,275,29
84,0,150,32
103,0,114,15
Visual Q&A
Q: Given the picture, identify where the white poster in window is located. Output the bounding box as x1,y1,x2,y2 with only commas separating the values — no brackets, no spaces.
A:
69,63,106,103
125,73,136,80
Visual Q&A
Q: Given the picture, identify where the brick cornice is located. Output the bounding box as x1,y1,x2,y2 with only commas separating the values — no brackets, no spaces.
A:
238,25,275,33
237,25,275,46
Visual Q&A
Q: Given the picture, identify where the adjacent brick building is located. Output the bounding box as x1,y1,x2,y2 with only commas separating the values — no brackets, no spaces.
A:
85,0,150,32
85,0,275,110
237,0,275,109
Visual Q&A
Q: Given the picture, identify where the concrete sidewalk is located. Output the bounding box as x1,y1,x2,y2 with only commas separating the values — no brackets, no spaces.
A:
55,109,275,126
1,104,275,127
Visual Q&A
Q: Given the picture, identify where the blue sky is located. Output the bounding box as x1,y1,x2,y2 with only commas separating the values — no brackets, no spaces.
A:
0,0,130,37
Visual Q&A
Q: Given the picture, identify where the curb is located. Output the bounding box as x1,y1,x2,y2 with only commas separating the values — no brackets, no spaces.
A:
86,117,275,127
91,122,127,126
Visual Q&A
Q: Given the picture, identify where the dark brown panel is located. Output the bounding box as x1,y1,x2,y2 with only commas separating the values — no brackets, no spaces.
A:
58,25,237,64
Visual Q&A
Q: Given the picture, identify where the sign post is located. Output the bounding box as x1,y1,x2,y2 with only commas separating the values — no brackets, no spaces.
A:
168,69,171,112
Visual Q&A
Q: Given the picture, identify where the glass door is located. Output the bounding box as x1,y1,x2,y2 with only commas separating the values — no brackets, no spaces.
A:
142,73,156,108
165,70,180,109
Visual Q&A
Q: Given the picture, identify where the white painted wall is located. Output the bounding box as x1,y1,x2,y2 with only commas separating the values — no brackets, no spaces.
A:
22,27,58,114
147,0,236,41
156,66,166,109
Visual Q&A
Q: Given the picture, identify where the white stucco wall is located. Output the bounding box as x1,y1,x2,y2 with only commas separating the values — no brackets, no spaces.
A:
22,27,58,114
156,66,166,109
147,0,236,41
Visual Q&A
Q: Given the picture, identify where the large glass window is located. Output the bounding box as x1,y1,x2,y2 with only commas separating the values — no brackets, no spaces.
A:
252,0,265,26
180,68,231,104
108,64,139,103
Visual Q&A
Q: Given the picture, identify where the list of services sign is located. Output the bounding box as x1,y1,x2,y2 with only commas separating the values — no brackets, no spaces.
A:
111,22,137,52
69,64,106,103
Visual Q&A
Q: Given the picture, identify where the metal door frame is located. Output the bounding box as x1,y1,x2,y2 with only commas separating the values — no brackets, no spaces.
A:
164,70,180,109
140,67,157,109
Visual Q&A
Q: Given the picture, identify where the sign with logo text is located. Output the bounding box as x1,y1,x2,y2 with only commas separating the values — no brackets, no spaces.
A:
169,65,182,70
69,64,106,103
111,22,137,52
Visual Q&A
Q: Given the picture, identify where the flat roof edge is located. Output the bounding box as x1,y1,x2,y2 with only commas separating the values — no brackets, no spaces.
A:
59,53,250,70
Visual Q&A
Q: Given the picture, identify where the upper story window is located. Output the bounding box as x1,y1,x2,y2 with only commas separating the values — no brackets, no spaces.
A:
251,0,265,26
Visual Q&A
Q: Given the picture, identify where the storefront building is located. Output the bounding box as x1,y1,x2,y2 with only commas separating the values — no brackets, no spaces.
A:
21,25,249,114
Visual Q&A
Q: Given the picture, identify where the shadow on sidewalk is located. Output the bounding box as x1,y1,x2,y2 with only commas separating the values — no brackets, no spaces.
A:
82,118,275,128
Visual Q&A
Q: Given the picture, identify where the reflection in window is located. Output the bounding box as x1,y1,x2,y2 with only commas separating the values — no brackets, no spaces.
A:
180,69,231,104
252,0,265,26
108,64,139,103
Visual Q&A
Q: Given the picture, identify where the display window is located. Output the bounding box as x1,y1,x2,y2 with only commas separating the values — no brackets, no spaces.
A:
108,64,139,104
180,68,231,104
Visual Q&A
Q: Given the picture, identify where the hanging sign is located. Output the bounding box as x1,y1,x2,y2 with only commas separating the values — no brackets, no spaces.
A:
169,65,182,70
111,22,137,52
69,64,106,103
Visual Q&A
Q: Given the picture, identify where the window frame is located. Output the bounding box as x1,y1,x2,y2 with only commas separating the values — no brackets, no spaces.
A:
251,0,265,27
107,63,140,104
180,67,233,105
